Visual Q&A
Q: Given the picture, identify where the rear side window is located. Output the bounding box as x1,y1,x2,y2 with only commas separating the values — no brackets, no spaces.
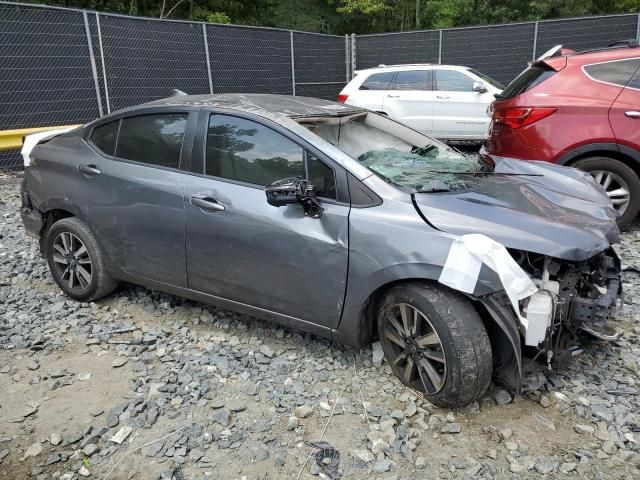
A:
584,58,640,87
393,70,430,91
629,67,640,90
435,70,474,92
360,72,395,91
116,113,187,169
498,64,556,99
90,121,118,156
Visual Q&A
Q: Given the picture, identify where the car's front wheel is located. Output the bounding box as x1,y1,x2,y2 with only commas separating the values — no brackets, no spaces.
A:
45,217,118,302
573,156,640,228
377,282,492,407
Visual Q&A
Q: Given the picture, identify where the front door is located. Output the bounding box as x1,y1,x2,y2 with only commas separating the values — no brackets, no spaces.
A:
383,69,434,134
81,110,193,286
432,69,493,139
185,112,349,328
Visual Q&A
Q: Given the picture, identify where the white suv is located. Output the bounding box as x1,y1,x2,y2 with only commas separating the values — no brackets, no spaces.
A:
338,64,504,141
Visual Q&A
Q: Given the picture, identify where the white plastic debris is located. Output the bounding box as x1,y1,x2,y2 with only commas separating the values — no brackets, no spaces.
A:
110,426,133,444
21,127,75,166
439,234,542,344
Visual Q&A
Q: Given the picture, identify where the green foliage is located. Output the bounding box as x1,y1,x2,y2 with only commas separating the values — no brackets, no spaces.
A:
25,0,640,34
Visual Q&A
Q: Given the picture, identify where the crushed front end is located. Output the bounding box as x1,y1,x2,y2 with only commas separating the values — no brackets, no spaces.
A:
480,247,623,393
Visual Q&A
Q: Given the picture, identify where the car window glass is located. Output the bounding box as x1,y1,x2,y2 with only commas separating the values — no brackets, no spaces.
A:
584,59,640,87
436,70,475,92
393,70,430,91
206,115,304,186
629,67,640,89
307,153,336,199
360,72,395,91
498,64,556,99
115,113,187,168
90,121,118,156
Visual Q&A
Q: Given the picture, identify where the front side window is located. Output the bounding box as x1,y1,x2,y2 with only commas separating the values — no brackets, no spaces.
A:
435,70,475,92
393,70,430,91
360,72,395,91
206,115,337,199
115,113,187,169
90,121,118,156
206,115,305,186
584,58,640,87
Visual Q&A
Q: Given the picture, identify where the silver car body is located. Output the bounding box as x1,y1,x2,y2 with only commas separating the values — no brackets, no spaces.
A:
20,94,622,393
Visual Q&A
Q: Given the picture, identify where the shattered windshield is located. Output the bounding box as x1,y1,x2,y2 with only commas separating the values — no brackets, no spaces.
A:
301,113,488,193
358,146,481,192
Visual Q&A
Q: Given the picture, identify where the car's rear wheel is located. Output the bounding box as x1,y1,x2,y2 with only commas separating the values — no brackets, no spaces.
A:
377,282,492,408
572,156,640,228
45,217,117,302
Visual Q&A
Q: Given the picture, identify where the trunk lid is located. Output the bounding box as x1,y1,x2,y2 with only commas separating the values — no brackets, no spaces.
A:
413,158,620,261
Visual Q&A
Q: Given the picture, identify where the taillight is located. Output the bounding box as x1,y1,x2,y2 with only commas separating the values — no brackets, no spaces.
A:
493,107,556,129
337,94,348,103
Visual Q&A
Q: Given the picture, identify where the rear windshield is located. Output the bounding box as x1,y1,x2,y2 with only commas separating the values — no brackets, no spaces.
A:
497,64,556,99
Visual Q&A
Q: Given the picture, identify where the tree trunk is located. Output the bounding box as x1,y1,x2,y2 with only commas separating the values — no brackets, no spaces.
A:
416,0,420,29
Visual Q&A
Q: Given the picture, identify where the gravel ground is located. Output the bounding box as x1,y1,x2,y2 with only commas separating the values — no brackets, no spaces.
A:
1,175,640,480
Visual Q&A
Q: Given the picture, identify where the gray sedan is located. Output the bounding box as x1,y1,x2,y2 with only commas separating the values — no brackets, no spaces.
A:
20,94,622,407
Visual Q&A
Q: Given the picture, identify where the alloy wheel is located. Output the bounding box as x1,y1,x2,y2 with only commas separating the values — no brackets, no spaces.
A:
382,302,447,394
591,170,631,215
51,232,93,291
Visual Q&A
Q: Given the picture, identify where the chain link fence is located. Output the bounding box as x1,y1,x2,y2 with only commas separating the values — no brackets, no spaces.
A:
0,1,347,168
0,1,639,169
356,13,640,85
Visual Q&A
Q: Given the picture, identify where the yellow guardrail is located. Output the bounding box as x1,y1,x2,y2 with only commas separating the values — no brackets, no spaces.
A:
0,125,82,151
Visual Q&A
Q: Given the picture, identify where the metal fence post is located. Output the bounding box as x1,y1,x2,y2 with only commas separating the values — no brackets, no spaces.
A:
532,21,539,60
82,11,103,117
202,23,213,94
636,13,640,41
438,30,443,64
350,33,356,73
290,31,296,96
345,34,350,81
95,13,111,114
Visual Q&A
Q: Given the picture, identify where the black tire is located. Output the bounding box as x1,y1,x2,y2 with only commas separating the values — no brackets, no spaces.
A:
377,282,492,408
45,217,117,302
572,156,640,228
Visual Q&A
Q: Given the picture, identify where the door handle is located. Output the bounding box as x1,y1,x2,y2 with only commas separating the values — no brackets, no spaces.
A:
624,111,640,118
191,194,225,212
78,164,101,176
386,94,400,98
436,95,450,100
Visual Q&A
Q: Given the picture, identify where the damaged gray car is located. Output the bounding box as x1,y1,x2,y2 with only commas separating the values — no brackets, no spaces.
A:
20,94,622,407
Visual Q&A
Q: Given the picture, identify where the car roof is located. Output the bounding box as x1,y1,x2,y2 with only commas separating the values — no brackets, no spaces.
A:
354,64,468,75
140,93,365,119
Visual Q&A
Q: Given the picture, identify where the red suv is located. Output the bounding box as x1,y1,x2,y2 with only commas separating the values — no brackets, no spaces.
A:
482,42,640,227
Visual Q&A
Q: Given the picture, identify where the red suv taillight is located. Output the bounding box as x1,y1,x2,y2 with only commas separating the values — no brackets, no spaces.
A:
493,107,556,129
337,94,349,103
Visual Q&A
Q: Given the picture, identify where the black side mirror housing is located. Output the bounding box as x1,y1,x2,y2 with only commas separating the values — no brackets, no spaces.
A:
265,177,323,218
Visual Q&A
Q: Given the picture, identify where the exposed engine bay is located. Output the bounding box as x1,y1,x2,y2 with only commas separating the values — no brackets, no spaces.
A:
512,248,623,389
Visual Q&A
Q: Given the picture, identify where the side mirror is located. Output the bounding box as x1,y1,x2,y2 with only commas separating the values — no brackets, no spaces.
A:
472,81,488,93
265,177,323,218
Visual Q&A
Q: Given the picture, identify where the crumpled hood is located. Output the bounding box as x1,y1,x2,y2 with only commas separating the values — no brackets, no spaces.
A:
413,158,620,261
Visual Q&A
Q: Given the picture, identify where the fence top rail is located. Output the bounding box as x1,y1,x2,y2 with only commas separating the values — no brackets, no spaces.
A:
356,12,639,37
0,0,343,38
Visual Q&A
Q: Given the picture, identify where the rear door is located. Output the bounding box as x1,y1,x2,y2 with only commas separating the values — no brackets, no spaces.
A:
184,110,350,328
606,58,640,152
348,71,396,111
432,69,492,139
382,69,433,134
83,109,194,286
